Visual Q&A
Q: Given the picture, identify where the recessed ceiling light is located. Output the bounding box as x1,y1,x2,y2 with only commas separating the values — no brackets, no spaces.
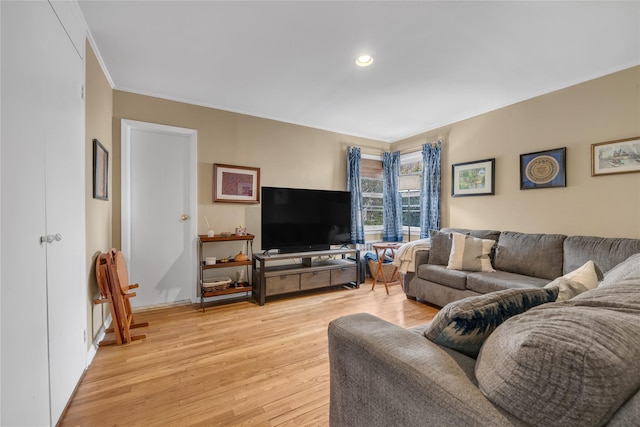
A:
355,55,374,67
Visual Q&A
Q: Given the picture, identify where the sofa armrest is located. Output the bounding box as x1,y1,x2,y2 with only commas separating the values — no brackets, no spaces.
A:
414,248,430,267
328,313,526,427
402,249,430,287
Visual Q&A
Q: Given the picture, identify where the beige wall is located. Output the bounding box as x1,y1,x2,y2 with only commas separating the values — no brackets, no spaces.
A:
85,41,113,345
393,66,640,238
86,61,639,332
111,91,388,250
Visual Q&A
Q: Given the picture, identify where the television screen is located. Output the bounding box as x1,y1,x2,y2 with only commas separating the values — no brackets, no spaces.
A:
261,186,352,253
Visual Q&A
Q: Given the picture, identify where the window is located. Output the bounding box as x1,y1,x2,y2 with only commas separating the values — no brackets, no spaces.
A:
399,152,423,240
359,152,423,242
360,157,384,238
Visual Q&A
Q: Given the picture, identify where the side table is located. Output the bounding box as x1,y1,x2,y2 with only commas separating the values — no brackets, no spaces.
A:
371,242,403,294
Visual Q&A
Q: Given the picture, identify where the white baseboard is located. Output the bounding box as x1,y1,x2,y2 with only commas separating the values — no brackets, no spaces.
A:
86,314,112,366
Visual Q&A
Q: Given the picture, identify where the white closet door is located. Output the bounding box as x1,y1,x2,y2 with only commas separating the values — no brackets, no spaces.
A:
1,1,86,425
43,2,87,423
0,2,51,425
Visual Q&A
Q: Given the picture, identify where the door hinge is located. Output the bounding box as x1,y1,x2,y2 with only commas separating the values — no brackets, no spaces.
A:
83,329,87,343
81,85,85,100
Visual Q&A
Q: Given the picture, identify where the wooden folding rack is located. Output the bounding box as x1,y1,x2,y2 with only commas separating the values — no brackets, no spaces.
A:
94,249,148,346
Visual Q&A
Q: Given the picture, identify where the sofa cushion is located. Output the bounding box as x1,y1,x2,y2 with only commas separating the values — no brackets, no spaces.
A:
600,253,640,287
494,231,566,280
419,264,468,290
424,287,558,358
447,232,496,272
476,282,640,427
563,235,640,275
466,271,548,294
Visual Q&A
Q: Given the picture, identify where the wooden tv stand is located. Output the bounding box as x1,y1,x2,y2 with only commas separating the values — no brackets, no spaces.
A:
252,248,360,305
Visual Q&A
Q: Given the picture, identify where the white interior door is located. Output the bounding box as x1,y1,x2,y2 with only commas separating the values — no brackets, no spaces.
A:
122,120,197,307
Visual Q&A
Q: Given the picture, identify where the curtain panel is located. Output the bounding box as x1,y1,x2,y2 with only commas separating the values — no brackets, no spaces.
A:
347,147,365,243
382,151,403,242
420,142,441,237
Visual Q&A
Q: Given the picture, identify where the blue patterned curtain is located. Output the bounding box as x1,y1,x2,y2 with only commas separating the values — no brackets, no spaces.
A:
347,147,365,243
382,151,403,242
420,142,441,237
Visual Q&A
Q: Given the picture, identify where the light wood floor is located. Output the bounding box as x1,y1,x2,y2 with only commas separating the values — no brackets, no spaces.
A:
60,281,438,427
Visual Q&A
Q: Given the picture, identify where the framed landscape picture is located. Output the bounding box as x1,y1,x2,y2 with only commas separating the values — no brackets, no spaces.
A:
213,163,260,203
451,158,495,197
591,136,640,176
520,147,566,190
93,138,109,200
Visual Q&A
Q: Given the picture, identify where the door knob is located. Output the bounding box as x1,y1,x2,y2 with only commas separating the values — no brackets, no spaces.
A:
181,214,189,221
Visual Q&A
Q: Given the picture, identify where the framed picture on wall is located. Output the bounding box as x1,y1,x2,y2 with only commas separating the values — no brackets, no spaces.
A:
451,158,495,197
213,163,260,203
591,136,640,176
93,138,109,200
520,147,566,190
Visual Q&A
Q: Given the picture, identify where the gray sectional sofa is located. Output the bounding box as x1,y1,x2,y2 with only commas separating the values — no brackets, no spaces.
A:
328,232,640,426
404,228,640,307
328,229,640,426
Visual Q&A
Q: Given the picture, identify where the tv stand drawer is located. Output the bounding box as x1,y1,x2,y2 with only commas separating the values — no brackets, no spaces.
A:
301,270,330,290
266,274,300,295
331,265,357,285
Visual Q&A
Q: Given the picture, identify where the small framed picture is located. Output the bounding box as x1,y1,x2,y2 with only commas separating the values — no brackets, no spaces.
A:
591,136,640,176
451,158,495,197
93,139,109,200
520,147,566,190
213,163,260,203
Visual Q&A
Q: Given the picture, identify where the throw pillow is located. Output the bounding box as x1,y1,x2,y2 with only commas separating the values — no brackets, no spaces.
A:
428,229,455,265
476,283,640,427
563,260,599,289
424,287,558,358
544,277,589,302
446,232,496,272
544,260,600,301
600,253,640,287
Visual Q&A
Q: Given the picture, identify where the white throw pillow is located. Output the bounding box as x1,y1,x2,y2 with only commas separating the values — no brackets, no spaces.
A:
447,232,496,272
544,277,590,302
563,260,599,290
544,260,599,301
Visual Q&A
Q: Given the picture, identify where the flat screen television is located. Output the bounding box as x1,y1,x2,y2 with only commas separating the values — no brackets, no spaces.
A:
261,186,352,253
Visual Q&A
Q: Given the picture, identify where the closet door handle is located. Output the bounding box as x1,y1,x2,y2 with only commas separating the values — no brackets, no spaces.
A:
40,234,62,244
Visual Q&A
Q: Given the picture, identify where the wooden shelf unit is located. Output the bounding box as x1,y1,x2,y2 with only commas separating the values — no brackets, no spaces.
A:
252,248,360,305
198,234,254,311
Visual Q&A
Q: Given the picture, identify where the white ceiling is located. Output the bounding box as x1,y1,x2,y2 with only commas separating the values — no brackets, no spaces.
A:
79,1,640,143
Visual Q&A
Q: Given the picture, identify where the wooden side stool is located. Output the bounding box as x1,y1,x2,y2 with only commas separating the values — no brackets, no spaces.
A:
371,242,403,294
